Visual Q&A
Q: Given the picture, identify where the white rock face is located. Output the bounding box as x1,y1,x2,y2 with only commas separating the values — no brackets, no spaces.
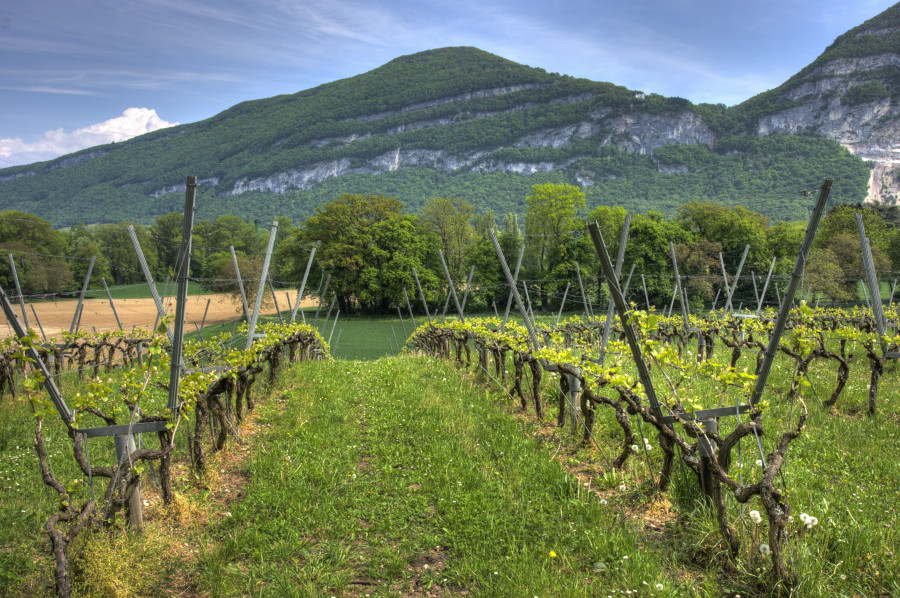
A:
755,51,900,203
150,177,219,197
604,112,715,154
219,96,718,196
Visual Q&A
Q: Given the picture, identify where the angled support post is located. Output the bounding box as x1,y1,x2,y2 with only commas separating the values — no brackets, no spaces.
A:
718,252,731,315
555,282,570,325
599,213,631,364
7,254,29,328
502,243,526,329
199,298,211,331
397,306,407,338
128,226,170,342
757,256,777,315
30,305,47,341
671,242,705,357
438,249,464,322
321,297,337,332
245,220,279,350
403,288,417,329
723,244,750,315
588,222,663,420
328,310,340,346
751,178,832,406
0,283,73,425
69,256,96,334
102,277,123,331
750,272,760,306
460,265,476,314
641,274,651,311
857,213,887,338
669,243,690,328
574,261,593,320
489,229,539,349
313,274,331,328
229,246,250,322
412,268,432,325
290,247,316,324
267,275,284,324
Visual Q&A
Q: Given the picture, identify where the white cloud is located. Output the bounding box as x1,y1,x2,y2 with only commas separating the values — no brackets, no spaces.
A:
0,108,177,168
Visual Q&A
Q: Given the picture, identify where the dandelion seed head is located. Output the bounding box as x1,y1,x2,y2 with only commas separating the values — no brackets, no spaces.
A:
759,543,771,555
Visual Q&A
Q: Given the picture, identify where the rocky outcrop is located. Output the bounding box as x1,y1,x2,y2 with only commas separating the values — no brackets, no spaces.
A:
45,150,108,172
150,177,220,198
755,45,900,204
224,108,717,195
604,112,715,154
0,170,34,183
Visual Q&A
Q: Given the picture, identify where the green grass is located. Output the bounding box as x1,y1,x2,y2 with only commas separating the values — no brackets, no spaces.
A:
197,356,687,597
2,315,899,596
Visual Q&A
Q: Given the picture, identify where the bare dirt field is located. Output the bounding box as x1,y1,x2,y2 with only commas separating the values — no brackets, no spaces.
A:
1,291,320,338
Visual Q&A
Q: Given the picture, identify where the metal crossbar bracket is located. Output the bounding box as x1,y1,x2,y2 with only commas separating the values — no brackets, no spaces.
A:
78,420,170,439
659,404,751,424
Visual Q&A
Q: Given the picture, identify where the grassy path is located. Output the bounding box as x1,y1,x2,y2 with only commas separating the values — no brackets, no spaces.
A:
197,356,685,597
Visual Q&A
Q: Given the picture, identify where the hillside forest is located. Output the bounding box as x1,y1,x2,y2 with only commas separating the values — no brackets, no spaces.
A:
2,183,898,314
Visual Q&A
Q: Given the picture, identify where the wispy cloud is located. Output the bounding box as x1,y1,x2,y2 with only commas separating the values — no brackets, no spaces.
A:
0,85,99,96
0,107,177,168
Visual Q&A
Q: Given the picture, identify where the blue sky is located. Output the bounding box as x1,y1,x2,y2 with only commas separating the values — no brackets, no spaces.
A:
0,0,895,167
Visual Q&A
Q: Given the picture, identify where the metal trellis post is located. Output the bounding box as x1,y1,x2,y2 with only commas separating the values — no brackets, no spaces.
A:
245,220,279,350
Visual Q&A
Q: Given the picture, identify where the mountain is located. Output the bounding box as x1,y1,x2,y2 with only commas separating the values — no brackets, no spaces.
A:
2,4,898,226
727,2,900,204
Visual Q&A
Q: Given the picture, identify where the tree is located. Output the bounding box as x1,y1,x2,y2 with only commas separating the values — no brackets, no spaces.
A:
94,223,158,286
624,212,691,308
296,194,439,314
805,248,853,304
420,197,474,281
676,201,769,273
674,238,722,306
523,183,585,309
149,212,184,279
0,210,72,294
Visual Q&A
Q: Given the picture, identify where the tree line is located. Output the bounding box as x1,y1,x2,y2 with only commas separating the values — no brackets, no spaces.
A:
2,184,898,312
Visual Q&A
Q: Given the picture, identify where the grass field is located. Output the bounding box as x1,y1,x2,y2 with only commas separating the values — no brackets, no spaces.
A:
2,312,899,596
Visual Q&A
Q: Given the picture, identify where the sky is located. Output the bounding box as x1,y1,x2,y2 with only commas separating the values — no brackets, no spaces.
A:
0,0,896,168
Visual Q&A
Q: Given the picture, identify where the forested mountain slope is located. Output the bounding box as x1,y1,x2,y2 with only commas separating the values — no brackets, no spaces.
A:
2,2,898,225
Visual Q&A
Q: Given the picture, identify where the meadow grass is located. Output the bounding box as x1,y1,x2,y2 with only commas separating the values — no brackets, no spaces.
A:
196,356,687,597
0,318,898,596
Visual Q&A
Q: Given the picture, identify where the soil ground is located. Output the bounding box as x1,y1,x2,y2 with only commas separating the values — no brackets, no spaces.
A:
1,291,319,338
